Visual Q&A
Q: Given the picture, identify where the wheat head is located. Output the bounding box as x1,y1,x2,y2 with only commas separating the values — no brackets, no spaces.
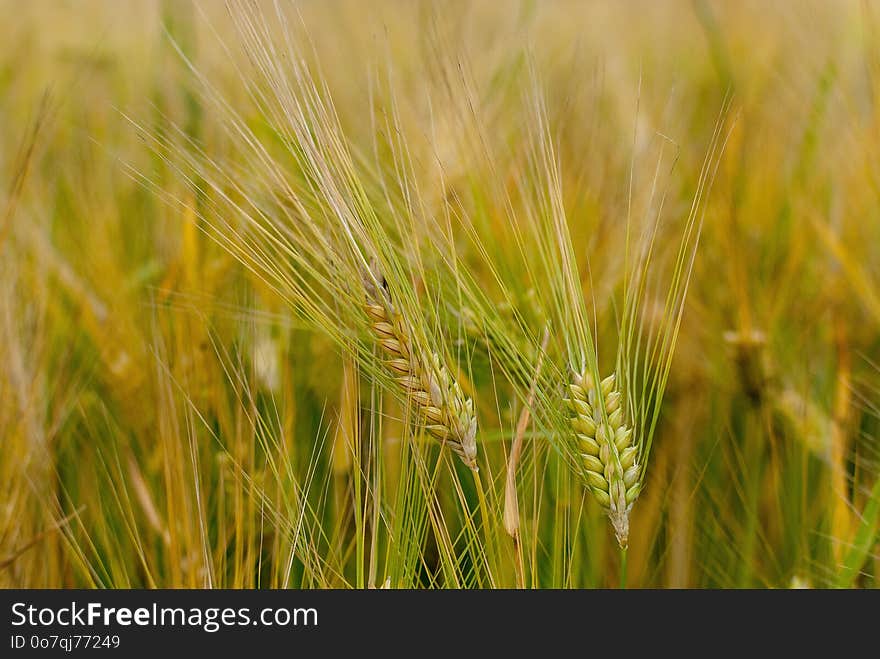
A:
565,370,640,547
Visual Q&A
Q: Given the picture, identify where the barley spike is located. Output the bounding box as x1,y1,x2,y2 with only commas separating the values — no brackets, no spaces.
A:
566,369,640,547
363,266,478,469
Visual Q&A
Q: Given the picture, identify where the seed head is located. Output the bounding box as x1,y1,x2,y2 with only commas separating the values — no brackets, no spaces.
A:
363,265,478,469
565,370,640,547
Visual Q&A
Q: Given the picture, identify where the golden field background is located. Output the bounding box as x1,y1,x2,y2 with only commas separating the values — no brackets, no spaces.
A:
1,0,879,588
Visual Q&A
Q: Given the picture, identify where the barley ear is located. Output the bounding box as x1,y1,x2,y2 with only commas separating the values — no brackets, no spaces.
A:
362,266,478,470
566,370,640,548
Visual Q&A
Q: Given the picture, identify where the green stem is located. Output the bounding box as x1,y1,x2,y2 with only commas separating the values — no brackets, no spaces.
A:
620,546,628,589
471,468,496,587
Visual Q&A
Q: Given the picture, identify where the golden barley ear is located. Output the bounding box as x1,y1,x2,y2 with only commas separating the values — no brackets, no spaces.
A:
565,371,640,548
362,265,478,470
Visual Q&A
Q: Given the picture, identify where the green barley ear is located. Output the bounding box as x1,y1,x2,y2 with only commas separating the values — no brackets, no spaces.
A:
566,371,639,547
503,71,735,550
363,263,477,469
131,2,481,474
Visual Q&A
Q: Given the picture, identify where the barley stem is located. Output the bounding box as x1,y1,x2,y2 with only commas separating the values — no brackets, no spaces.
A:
471,468,496,587
512,533,525,589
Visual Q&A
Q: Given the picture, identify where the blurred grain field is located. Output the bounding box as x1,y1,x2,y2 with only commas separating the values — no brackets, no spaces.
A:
2,0,879,589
